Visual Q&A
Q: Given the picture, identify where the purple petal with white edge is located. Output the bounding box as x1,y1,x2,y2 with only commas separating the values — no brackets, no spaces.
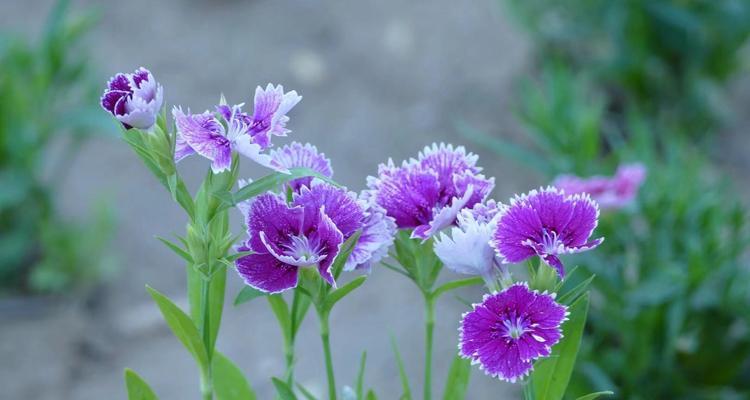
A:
417,143,481,186
173,107,230,168
293,181,364,239
233,134,290,173
559,193,600,247
107,73,131,92
345,199,396,271
235,252,299,294
540,253,565,277
101,90,130,115
367,162,441,229
310,207,344,287
413,185,474,240
245,193,305,253
270,142,334,192
174,132,196,162
459,283,567,382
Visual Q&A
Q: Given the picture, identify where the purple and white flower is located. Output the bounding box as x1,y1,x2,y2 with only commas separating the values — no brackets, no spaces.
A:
270,142,334,192
346,196,397,271
235,186,359,293
552,163,647,210
174,84,301,173
492,187,603,278
101,67,163,130
434,201,501,280
459,283,567,382
235,180,396,292
367,143,494,239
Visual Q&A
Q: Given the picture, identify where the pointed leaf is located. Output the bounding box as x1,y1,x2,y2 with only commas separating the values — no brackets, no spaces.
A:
332,231,362,280
213,352,257,400
558,274,595,305
356,352,367,400
442,354,471,400
156,236,193,263
146,286,209,370
296,383,317,400
390,336,412,400
231,168,337,204
575,391,614,400
530,293,590,400
268,295,292,345
432,277,483,300
124,369,159,400
272,377,298,400
234,286,267,306
366,390,377,400
323,276,367,311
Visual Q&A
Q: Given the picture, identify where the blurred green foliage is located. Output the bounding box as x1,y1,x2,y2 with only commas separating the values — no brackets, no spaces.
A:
0,0,115,294
505,0,750,140
463,66,750,398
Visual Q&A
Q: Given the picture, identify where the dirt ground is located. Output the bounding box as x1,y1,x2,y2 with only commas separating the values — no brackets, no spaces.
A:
0,0,537,399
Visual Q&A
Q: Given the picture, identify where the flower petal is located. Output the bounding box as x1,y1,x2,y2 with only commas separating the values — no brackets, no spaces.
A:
235,252,299,294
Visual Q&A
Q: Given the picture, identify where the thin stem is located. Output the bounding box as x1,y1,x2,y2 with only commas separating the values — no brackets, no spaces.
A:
199,277,213,400
285,292,302,386
423,294,436,400
318,309,337,400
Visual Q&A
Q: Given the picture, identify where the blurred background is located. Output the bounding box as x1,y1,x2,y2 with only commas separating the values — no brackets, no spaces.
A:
0,0,748,399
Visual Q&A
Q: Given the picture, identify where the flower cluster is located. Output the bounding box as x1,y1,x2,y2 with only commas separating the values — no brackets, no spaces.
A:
102,66,613,393
368,145,606,382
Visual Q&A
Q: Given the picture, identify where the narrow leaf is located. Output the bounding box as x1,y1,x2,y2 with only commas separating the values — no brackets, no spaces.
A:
146,286,209,370
296,383,317,400
356,352,367,400
432,277,483,300
442,354,471,400
268,295,292,344
272,377,298,400
234,286,267,306
323,276,367,311
232,168,337,204
124,369,159,400
390,336,412,400
575,391,614,400
156,236,193,263
332,231,362,280
366,390,377,400
212,352,257,400
558,274,595,305
531,293,590,400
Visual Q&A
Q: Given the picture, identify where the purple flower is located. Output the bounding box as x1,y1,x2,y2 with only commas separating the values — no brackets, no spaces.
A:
346,196,397,271
101,67,163,130
434,201,501,279
367,143,494,239
235,182,367,293
492,187,603,278
270,142,333,192
459,283,567,382
552,163,647,210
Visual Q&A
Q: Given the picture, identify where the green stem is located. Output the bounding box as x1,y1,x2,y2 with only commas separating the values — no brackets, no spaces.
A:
200,276,213,400
318,310,337,400
423,294,436,400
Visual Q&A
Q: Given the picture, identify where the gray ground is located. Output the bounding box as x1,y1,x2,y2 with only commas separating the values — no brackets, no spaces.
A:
1,0,536,399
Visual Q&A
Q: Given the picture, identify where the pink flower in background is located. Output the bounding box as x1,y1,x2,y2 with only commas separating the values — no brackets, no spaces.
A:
553,163,647,210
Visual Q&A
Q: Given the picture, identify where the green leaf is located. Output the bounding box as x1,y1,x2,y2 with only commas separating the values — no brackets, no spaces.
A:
432,277,483,300
268,295,292,345
530,293,590,400
272,377,298,400
390,335,412,400
229,168,337,205
187,265,227,360
356,352,367,400
442,354,471,400
575,391,614,400
557,274,595,305
146,286,209,370
296,383,317,400
331,231,362,280
156,236,193,263
366,390,377,400
124,369,159,400
323,275,367,311
234,286,267,306
212,352,257,400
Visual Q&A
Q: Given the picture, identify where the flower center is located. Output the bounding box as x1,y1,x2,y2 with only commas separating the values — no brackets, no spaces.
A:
281,235,322,265
541,228,564,254
502,315,528,340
